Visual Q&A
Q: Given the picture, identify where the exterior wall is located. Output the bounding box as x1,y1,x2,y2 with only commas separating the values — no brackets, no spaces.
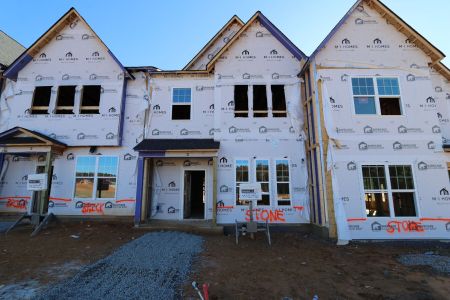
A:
1,19,126,146
213,20,309,224
0,147,137,216
312,3,450,239
148,157,213,220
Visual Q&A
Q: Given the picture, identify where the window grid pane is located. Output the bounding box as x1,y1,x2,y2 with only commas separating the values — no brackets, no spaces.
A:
362,165,387,190
377,78,400,95
389,165,414,190
352,77,375,96
173,88,191,103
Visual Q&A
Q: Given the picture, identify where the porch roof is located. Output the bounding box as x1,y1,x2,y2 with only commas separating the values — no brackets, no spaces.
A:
134,139,220,152
0,127,67,148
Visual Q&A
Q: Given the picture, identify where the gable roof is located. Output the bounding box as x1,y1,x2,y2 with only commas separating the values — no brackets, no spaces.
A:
3,7,131,80
206,11,307,72
0,127,67,148
183,15,244,70
300,0,448,79
0,30,25,69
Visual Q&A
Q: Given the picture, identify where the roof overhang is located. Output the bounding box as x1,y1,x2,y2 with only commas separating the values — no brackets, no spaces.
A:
134,139,220,152
0,127,67,154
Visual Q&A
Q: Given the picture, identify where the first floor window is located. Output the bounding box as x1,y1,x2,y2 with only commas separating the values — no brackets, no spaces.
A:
276,160,290,205
362,164,416,217
74,156,118,199
31,86,52,114
255,159,270,205
236,159,249,205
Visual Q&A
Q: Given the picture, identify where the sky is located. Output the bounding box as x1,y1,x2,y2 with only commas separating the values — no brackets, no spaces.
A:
1,0,449,69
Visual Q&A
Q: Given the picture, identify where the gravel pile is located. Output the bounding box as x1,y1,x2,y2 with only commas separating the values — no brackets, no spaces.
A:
398,253,450,274
36,231,203,300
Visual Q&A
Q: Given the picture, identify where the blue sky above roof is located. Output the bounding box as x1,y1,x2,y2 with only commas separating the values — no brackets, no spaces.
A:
1,0,448,69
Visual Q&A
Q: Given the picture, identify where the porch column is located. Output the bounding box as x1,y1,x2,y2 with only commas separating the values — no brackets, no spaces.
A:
134,157,145,225
39,151,52,215
212,156,218,225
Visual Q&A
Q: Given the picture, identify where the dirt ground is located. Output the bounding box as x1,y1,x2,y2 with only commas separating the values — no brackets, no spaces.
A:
184,233,450,300
0,222,449,299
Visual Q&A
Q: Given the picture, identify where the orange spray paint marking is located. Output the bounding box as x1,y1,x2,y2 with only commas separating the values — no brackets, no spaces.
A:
81,203,105,214
293,206,304,212
116,199,135,203
245,209,286,223
386,220,424,234
6,198,28,210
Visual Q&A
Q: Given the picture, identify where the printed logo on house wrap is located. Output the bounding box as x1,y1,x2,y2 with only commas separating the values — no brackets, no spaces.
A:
218,157,232,169
358,142,383,151
405,73,429,82
77,133,98,140
242,73,263,80
399,38,418,49
354,18,377,25
367,38,389,49
33,52,51,63
55,34,74,41
392,141,418,150
219,185,233,193
335,38,358,50
152,104,167,115
229,126,250,134
363,125,388,134
86,51,105,62
152,129,173,136
235,49,256,60
180,128,201,136
123,153,137,160
271,73,292,80
62,74,81,81
397,125,423,134
59,52,78,62
259,126,281,134
431,188,450,204
417,161,444,171
264,49,284,60
161,181,180,194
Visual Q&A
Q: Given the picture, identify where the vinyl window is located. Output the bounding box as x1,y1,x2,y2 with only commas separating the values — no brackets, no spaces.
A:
171,88,191,120
235,159,249,205
74,156,118,199
255,159,270,205
362,164,416,217
352,77,402,115
31,86,52,114
276,160,290,205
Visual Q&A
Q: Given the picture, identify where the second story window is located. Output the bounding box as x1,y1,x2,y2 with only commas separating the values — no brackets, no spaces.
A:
31,86,52,114
234,85,248,117
271,85,287,117
80,85,101,114
253,85,268,117
55,86,76,114
172,88,191,120
352,77,402,116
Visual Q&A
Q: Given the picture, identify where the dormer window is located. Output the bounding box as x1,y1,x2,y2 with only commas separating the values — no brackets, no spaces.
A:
55,86,76,114
31,86,52,114
80,85,101,114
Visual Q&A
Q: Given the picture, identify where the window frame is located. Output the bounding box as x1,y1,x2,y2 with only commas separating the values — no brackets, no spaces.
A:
31,86,52,114
171,87,192,120
73,156,119,200
80,85,101,114
350,76,404,117
235,158,250,206
55,85,76,114
271,85,288,118
275,158,291,206
254,158,271,206
359,163,419,218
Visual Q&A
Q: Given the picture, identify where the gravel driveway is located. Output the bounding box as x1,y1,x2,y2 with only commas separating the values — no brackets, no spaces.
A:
36,231,203,300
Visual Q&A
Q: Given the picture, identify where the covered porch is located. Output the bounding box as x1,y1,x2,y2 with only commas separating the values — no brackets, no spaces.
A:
133,138,220,226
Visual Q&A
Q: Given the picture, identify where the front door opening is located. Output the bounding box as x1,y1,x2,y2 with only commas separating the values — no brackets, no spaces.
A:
184,170,205,219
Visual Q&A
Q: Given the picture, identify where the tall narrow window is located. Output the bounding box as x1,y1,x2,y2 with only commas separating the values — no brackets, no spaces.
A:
271,85,287,117
352,78,376,115
389,165,416,216
276,160,290,205
236,160,249,205
56,86,76,114
74,156,118,199
96,157,118,198
253,85,268,117
377,78,401,115
234,85,248,117
74,157,96,198
255,160,270,205
172,88,191,120
31,86,52,114
362,165,390,217
80,85,101,114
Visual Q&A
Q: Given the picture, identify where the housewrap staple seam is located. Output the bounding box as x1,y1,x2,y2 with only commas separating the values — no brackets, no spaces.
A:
317,60,431,76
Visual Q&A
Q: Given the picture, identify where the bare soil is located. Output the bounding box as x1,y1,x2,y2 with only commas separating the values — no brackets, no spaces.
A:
184,233,450,300
0,222,449,300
